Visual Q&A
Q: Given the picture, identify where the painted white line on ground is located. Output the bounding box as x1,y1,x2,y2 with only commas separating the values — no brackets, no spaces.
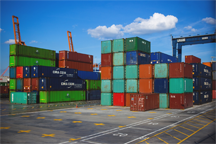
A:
128,127,152,130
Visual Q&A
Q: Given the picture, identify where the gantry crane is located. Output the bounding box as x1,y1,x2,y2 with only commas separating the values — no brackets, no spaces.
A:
1,66,9,76
12,15,26,45
67,31,75,52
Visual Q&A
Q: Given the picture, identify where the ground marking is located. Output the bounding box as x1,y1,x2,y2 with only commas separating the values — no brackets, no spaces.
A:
37,117,45,119
21,115,30,117
42,134,55,137
156,136,169,144
149,112,156,113
128,116,136,118
88,108,93,110
113,133,128,137
147,118,153,120
167,113,172,114
18,130,31,133
132,111,138,112
118,126,126,128
54,119,62,121
1,127,10,129
23,108,25,109
108,115,115,117
40,106,42,108
91,113,97,115
73,121,82,123
116,110,122,111
69,138,81,141
74,112,81,114
13,108,16,110
2,109,6,111
94,123,104,126
60,111,67,113
101,109,107,110
32,107,34,109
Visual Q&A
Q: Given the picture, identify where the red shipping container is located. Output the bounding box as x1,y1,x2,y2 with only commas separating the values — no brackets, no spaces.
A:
101,53,113,67
32,78,39,91
169,63,192,78
0,86,9,94
23,78,31,92
185,55,201,63
126,93,134,107
139,64,154,78
169,93,193,109
16,67,23,78
212,80,216,90
213,90,216,99
137,93,159,111
139,79,154,93
113,93,125,106
130,94,138,111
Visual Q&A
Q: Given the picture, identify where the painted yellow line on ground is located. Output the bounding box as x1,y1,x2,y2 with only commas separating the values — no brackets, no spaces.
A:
48,105,50,107
13,108,16,110
116,110,122,111
11,114,16,116
32,107,34,109
149,112,156,113
128,116,136,118
54,119,62,121
69,138,81,141
18,130,31,133
184,123,200,129
37,117,45,119
198,117,212,121
42,134,55,137
73,121,82,123
108,115,115,117
189,120,205,126
101,109,107,110
145,141,149,144
1,127,10,129
87,108,93,110
165,131,181,141
179,125,195,132
193,118,209,123
60,111,67,113
21,115,30,117
173,129,189,136
118,126,126,128
23,108,25,109
167,113,172,114
148,118,153,120
49,110,53,112
40,106,43,108
91,113,97,115
156,136,169,144
74,112,81,114
94,123,104,126
132,111,138,112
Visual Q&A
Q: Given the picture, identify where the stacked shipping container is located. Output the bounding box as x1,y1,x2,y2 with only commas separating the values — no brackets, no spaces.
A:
211,62,216,99
0,82,9,98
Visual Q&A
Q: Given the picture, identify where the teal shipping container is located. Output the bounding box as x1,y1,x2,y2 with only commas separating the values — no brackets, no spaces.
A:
126,65,138,79
126,79,138,93
16,79,23,91
113,80,125,93
154,63,169,78
113,66,125,79
113,39,125,52
159,94,169,108
169,78,193,93
113,52,125,66
101,80,112,93
101,93,113,106
101,40,112,54
10,92,37,104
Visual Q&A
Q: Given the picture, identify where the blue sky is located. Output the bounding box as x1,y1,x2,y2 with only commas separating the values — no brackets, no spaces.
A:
1,1,215,76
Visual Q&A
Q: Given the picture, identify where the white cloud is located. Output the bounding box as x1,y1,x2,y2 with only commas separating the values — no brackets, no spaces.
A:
29,40,38,44
5,39,16,44
123,13,178,35
0,28,3,32
202,17,216,25
184,25,197,32
87,24,124,40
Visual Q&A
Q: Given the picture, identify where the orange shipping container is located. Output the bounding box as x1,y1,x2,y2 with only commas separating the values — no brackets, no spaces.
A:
126,93,134,107
139,64,153,79
101,67,112,79
203,62,211,67
139,79,154,93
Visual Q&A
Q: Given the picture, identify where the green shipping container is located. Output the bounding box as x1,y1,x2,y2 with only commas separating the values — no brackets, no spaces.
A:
113,52,125,66
101,80,112,93
101,40,112,54
113,80,125,93
39,91,50,103
159,94,169,108
10,44,56,60
169,78,193,93
101,93,113,106
154,63,169,78
113,66,125,79
125,37,151,53
9,79,16,90
126,65,138,79
86,80,101,90
10,92,37,104
27,92,37,104
126,79,138,93
113,39,125,52
0,82,8,86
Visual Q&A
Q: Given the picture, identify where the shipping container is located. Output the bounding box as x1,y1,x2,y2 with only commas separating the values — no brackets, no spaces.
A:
126,93,133,107
212,62,216,71
86,90,101,100
23,66,30,78
113,80,125,93
85,80,101,90
159,94,169,108
9,67,16,79
101,93,113,106
126,79,138,93
16,67,23,78
193,91,200,105
154,78,168,93
101,53,113,67
16,79,23,91
113,66,125,79
139,79,154,93
169,93,193,109
169,63,192,78
151,52,177,64
203,62,211,67
213,71,216,80
190,63,211,78
169,78,193,93
154,63,169,78
59,51,93,63
185,55,201,63
193,77,199,91
31,78,39,91
101,67,113,79
113,38,125,52
200,91,212,104
200,78,212,90
213,80,216,90
126,65,138,79
113,93,125,106
59,60,93,72
113,52,125,66
9,79,16,90
78,70,100,80
0,82,8,86
125,37,150,53
23,78,31,92
139,64,153,79
130,94,138,111
126,51,150,65
101,40,112,54
0,86,9,94
213,90,216,99
56,53,59,68
10,92,37,104
101,80,112,93
0,77,8,82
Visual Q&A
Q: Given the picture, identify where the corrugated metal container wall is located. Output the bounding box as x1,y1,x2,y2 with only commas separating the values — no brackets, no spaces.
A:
130,94,138,111
10,92,27,104
0,86,9,94
59,51,69,60
16,67,23,78
138,94,159,111
212,62,216,71
101,80,112,93
139,64,153,79
23,66,30,78
0,82,8,86
113,80,125,93
77,71,100,80
23,78,31,92
16,79,23,91
126,93,134,107
193,77,199,91
39,91,49,103
200,64,211,78
203,62,211,67
55,53,59,67
113,52,125,66
101,93,113,106
169,63,192,78
200,78,212,90
199,91,212,104
126,79,138,93
154,63,169,78
101,67,112,79
213,80,216,90
169,78,193,93
31,78,39,91
126,51,150,65
126,65,138,79
9,67,16,79
9,79,16,90
213,90,216,99
191,63,199,77
86,90,101,100
101,40,112,54
185,55,201,63
113,93,125,106
113,66,124,79
154,78,168,93
193,91,199,105
101,53,113,67
125,37,151,53
151,52,177,64
139,79,154,93
113,38,125,53
213,71,216,80
169,93,193,109
159,94,169,108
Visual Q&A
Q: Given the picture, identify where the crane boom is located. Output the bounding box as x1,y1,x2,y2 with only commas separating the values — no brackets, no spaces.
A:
1,66,9,76
12,15,26,45
67,31,74,52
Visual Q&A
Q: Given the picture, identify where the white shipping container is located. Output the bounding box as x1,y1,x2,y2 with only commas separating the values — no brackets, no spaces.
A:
0,76,9,82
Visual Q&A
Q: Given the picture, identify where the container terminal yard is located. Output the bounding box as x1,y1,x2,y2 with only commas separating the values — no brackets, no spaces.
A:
1,1,216,144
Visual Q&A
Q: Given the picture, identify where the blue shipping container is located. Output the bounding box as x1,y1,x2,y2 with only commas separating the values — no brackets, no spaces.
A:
126,51,150,65
193,91,200,105
191,63,211,78
212,62,216,71
39,78,85,91
151,52,177,64
9,67,16,79
86,90,101,100
23,66,31,78
77,70,100,80
31,66,78,78
16,79,23,91
200,91,212,104
200,78,212,90
56,53,59,68
193,76,199,91
154,78,168,93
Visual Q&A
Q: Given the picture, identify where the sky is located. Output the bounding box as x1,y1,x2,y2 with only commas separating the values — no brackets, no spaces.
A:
1,0,216,76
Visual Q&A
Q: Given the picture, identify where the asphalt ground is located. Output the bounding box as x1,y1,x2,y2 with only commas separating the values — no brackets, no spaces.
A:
0,99,216,144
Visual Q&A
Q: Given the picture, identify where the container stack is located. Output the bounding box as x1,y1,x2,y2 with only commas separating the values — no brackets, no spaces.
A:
212,62,216,99
0,82,9,98
151,52,177,64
